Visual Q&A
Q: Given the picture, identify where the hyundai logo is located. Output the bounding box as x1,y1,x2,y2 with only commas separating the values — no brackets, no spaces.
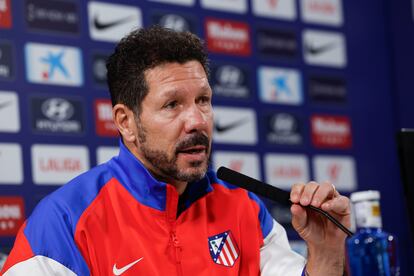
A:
41,98,74,121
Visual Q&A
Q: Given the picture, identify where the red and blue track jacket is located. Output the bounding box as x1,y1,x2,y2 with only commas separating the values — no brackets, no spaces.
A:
1,142,305,275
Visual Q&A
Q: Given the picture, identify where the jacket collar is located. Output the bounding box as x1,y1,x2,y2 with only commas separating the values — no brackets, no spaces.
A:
109,139,213,212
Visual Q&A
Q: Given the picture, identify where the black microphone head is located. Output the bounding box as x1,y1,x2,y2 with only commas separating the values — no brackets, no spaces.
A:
217,166,291,206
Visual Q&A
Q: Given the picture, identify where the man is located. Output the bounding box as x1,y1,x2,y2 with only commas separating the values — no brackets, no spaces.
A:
1,26,350,275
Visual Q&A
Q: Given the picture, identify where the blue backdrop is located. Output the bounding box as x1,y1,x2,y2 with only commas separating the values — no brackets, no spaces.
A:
0,0,413,274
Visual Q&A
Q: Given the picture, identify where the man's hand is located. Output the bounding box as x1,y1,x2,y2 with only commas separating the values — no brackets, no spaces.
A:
290,181,351,276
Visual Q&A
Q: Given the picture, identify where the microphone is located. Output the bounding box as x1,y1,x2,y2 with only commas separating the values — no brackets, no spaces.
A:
217,166,291,206
217,166,354,237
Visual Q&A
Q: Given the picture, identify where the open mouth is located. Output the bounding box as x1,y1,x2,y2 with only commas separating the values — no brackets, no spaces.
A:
178,146,206,154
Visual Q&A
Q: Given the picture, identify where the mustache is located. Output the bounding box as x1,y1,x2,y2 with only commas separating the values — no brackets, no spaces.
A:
175,133,210,152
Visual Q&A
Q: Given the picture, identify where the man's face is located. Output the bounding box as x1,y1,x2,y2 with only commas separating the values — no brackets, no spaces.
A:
134,61,213,183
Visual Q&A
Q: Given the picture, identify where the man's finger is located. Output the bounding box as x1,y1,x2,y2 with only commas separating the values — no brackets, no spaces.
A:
300,181,319,206
321,195,350,215
290,182,305,203
311,181,336,208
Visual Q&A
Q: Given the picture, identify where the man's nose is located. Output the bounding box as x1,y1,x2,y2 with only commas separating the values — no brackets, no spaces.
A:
183,105,208,133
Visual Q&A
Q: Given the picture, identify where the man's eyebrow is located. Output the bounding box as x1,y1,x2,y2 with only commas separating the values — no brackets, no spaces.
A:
160,85,211,97
159,89,179,98
199,84,212,93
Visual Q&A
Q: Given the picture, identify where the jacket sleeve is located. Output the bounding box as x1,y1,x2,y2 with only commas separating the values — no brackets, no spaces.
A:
260,219,306,276
0,197,89,275
247,192,306,275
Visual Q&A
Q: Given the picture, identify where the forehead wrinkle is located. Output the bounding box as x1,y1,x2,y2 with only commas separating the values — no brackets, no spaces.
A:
157,73,207,84
145,62,207,84
157,79,211,97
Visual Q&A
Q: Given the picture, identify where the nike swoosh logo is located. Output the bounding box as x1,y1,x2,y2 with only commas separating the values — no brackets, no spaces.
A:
0,101,12,110
113,257,144,275
305,41,337,55
93,14,136,30
215,118,247,133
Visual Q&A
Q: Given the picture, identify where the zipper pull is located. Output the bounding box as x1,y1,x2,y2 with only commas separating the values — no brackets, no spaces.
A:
170,231,182,264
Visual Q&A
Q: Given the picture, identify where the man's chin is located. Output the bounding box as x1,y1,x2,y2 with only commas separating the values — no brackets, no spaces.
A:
175,164,208,182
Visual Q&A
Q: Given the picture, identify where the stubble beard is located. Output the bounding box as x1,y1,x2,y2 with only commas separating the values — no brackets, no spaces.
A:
137,122,210,183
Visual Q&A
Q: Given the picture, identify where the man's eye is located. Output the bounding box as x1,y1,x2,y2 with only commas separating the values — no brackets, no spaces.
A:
198,96,211,105
164,101,178,109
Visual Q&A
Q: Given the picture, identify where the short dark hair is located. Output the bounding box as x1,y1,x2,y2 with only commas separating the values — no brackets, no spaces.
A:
106,26,209,114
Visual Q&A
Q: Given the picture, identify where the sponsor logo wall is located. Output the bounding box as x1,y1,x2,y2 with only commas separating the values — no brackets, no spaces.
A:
0,0,359,245
31,144,90,185
252,0,296,20
25,43,83,86
88,1,142,42
151,11,196,33
211,62,250,99
0,42,13,80
205,18,251,56
30,96,85,135
25,0,80,35
0,0,12,29
0,91,19,133
212,151,261,180
0,197,24,236
0,143,23,185
258,66,303,105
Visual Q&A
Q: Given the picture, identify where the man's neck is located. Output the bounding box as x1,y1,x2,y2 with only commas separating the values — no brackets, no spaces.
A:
171,180,188,195
145,168,188,195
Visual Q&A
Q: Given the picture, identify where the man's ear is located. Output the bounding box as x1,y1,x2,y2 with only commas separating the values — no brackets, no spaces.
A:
112,104,137,143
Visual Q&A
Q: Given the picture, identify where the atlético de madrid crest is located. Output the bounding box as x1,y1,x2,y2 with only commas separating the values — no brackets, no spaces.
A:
208,230,240,267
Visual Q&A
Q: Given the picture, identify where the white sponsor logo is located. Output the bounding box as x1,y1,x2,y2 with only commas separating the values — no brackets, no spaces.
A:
31,144,89,185
0,204,21,219
264,153,309,189
201,0,247,14
300,0,343,26
213,151,261,180
252,0,296,20
113,257,144,275
213,106,257,145
214,65,249,98
25,42,83,86
96,146,118,165
159,14,189,32
0,143,23,184
207,21,248,41
0,0,7,12
0,91,20,133
148,0,194,6
313,155,357,191
303,30,347,68
258,66,303,105
313,117,349,135
97,101,112,120
267,113,302,145
217,65,243,87
88,2,142,42
33,97,84,134
205,19,251,56
311,115,352,148
42,98,74,121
